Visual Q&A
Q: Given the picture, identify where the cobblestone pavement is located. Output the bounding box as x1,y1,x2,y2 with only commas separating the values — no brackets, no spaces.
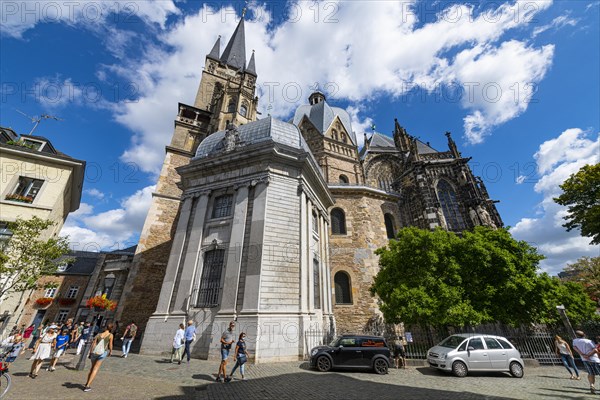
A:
4,349,598,399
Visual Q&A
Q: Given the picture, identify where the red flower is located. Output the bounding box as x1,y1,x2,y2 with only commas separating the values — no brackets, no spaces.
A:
35,297,53,306
85,295,117,311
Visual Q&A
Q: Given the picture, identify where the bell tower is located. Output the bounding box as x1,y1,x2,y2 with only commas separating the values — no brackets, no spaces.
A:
194,17,258,133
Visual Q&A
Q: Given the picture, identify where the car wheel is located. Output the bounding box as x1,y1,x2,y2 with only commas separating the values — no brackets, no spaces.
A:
316,356,332,372
452,361,468,377
509,361,524,378
373,358,388,375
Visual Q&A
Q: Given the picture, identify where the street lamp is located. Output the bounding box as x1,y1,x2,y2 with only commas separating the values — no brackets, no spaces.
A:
74,274,117,371
556,304,577,339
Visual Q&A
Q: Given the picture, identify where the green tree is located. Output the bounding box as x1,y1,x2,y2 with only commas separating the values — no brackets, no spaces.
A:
561,256,600,302
554,163,600,244
0,217,72,301
370,226,595,327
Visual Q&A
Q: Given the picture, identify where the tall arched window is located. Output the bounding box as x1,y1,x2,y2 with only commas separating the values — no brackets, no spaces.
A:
334,271,352,304
330,208,346,235
227,99,236,113
341,132,347,143
197,249,225,307
332,130,339,141
384,213,395,239
339,175,349,184
437,180,465,231
240,103,248,117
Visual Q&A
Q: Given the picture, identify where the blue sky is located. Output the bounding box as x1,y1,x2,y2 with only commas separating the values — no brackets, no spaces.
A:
1,0,598,274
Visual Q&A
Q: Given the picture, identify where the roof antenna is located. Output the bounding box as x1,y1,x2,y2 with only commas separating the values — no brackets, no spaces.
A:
15,109,63,135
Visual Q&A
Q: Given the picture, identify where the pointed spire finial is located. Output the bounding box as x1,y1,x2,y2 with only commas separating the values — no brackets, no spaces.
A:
242,0,248,18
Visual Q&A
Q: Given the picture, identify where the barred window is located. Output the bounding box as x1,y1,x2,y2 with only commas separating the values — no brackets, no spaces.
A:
331,208,346,235
437,180,465,231
384,213,395,239
212,195,233,218
334,272,352,304
314,259,321,309
196,249,225,307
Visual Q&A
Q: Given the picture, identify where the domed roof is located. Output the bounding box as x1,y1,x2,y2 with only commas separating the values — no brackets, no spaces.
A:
292,97,356,145
194,116,311,159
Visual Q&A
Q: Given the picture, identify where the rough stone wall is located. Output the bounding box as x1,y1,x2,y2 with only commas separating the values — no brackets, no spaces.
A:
328,192,400,333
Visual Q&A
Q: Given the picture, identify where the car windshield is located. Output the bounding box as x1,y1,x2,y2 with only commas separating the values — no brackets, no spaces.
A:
329,336,341,347
438,335,467,349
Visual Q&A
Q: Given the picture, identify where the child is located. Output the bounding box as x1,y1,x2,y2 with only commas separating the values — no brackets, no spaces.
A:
47,328,70,371
4,334,24,368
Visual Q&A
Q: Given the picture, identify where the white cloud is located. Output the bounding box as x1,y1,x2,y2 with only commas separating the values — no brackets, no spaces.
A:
84,188,105,200
533,15,579,37
0,0,179,39
510,129,600,275
61,185,155,251
516,175,527,184
98,0,556,174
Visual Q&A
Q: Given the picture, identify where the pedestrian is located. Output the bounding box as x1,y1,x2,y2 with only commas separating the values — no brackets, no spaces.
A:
77,322,92,355
120,320,137,358
393,336,407,369
29,325,58,378
23,324,35,340
4,334,24,368
228,332,249,381
182,320,196,363
47,328,70,371
555,335,580,380
573,330,600,394
28,324,42,351
170,323,185,364
83,322,114,392
218,321,235,383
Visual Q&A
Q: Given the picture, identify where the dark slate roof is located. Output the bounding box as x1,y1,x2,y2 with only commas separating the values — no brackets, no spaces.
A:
207,36,221,60
57,251,101,275
195,116,313,158
110,245,137,255
220,18,246,71
292,101,356,145
369,132,395,148
416,140,438,154
246,51,257,76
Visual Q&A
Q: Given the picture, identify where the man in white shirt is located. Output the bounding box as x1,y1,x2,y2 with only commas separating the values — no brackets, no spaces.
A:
573,330,600,394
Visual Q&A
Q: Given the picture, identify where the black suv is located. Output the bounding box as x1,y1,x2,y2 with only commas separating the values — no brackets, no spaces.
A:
310,335,391,375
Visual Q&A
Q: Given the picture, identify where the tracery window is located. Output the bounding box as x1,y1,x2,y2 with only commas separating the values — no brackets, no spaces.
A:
436,180,465,231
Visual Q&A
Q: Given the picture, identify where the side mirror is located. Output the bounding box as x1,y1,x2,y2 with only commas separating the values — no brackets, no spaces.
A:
467,346,475,351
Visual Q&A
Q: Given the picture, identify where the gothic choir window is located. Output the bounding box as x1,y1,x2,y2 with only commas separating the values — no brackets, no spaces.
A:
330,208,346,235
313,259,321,309
339,175,349,184
197,249,225,307
227,99,236,113
212,195,233,218
436,180,466,231
384,213,395,239
240,103,248,117
334,271,352,304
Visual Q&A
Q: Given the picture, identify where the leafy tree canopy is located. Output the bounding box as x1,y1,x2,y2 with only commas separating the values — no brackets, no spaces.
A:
554,163,600,245
562,256,600,302
371,226,596,327
0,217,72,300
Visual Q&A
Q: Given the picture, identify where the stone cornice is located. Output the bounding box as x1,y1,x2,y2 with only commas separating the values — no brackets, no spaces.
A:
165,145,194,157
151,192,181,201
328,185,401,201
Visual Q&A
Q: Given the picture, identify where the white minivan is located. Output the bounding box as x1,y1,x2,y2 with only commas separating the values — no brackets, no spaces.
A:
427,333,524,378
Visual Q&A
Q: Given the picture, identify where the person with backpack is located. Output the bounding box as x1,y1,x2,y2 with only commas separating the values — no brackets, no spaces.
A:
228,332,250,381
120,320,137,358
83,322,114,392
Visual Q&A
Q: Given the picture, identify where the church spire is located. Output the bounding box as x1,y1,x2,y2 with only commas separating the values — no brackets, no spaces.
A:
246,50,257,76
220,18,246,71
207,36,220,60
445,131,461,158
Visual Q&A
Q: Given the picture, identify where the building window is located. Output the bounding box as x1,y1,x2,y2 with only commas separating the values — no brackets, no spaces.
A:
332,130,338,141
384,213,395,239
66,286,79,299
0,222,12,251
334,272,352,304
312,211,318,234
22,138,45,150
56,309,69,323
212,195,233,219
436,180,466,231
7,176,43,203
339,175,349,184
240,104,248,117
341,133,347,143
44,288,57,298
197,249,225,307
330,208,346,235
227,100,236,113
314,259,321,309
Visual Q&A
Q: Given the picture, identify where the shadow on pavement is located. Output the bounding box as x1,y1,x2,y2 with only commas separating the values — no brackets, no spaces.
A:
155,371,517,400
62,382,86,391
191,373,214,382
415,367,513,378
539,387,593,399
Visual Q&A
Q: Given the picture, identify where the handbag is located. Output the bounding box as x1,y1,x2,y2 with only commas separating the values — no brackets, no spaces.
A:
238,354,247,365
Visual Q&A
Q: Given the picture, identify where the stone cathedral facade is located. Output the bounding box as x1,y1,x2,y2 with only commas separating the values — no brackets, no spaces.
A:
118,17,502,362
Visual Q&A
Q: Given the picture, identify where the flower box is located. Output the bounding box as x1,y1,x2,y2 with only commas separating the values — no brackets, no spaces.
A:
58,298,77,306
5,193,33,203
86,294,117,311
35,297,53,307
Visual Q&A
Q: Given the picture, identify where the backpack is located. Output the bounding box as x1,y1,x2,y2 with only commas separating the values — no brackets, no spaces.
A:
92,335,108,355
